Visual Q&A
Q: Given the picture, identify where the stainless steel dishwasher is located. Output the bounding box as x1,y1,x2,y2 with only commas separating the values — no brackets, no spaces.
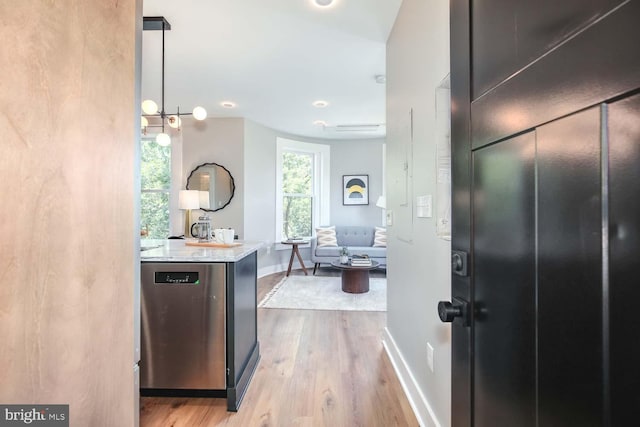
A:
140,263,226,390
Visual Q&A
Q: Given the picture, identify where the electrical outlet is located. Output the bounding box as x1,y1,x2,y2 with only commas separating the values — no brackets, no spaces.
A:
427,343,434,372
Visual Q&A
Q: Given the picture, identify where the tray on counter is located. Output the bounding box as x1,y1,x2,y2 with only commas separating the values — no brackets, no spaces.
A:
185,241,242,248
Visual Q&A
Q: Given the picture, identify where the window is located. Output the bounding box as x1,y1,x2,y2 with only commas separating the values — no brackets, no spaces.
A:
140,139,171,238
276,138,330,241
282,151,313,239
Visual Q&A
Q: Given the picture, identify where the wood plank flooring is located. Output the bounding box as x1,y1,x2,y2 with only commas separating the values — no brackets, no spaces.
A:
140,268,418,427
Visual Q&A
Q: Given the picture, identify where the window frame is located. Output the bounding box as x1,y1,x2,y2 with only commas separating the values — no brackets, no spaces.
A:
276,137,330,245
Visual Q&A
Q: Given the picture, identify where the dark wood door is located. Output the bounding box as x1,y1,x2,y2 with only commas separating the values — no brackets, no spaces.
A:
473,132,536,426
608,94,640,425
448,1,640,425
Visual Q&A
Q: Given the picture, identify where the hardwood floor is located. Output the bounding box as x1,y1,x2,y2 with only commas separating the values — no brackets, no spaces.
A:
140,268,417,427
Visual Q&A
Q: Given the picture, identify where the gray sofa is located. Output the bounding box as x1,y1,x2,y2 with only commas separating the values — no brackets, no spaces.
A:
310,225,386,274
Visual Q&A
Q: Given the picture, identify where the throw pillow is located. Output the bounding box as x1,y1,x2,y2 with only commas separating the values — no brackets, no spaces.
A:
373,227,387,247
316,226,338,247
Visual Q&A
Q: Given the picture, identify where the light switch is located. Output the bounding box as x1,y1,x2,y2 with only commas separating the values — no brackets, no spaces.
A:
386,210,393,226
416,195,432,218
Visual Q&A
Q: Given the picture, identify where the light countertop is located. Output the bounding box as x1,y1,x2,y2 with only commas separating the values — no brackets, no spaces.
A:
140,239,264,263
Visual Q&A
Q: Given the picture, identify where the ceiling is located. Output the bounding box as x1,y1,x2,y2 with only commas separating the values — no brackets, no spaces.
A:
141,0,402,140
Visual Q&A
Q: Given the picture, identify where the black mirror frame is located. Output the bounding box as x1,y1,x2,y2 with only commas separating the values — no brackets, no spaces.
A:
186,162,236,212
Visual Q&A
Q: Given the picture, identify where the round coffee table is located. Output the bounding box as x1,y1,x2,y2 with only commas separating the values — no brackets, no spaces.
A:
330,260,380,294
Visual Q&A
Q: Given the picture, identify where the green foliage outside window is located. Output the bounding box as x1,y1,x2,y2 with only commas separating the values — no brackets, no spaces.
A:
282,151,313,239
140,140,171,238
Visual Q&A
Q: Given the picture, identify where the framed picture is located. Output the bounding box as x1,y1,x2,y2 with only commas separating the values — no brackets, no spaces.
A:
343,174,369,205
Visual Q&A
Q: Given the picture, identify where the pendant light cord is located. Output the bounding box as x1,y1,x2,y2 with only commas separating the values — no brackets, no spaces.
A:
161,20,166,132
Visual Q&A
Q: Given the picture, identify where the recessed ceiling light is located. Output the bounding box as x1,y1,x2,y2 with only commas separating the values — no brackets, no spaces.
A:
221,101,236,109
312,100,329,108
313,120,327,126
313,0,334,7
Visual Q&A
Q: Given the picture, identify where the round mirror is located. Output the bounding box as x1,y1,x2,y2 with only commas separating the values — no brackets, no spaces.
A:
186,162,235,212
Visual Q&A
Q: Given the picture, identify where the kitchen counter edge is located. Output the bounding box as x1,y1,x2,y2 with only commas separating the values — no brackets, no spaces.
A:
140,239,265,263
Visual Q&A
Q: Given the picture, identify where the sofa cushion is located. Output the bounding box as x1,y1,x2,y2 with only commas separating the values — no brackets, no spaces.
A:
315,246,342,257
335,226,375,247
373,227,387,247
316,226,338,247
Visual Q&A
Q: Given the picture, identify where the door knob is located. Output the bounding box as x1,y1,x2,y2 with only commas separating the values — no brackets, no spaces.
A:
438,301,462,322
437,297,469,326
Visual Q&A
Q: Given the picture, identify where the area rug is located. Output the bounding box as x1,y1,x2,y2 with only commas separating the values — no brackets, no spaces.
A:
259,275,386,312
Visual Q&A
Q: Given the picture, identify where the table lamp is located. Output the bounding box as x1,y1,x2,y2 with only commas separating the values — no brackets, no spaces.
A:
179,190,200,237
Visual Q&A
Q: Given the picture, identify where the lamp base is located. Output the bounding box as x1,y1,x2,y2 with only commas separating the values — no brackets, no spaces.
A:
184,210,192,238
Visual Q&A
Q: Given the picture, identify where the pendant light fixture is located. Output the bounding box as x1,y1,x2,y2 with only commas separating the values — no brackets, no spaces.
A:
141,17,207,145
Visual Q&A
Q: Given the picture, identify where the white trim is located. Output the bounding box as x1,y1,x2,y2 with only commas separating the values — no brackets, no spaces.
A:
257,258,312,279
382,327,442,427
276,137,330,241
381,143,387,226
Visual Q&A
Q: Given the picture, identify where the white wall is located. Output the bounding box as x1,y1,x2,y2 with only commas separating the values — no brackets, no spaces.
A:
178,116,384,275
243,119,385,276
180,117,245,238
385,0,452,426
328,138,385,227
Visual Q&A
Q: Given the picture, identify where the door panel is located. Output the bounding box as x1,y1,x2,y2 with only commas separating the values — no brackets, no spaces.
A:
472,0,623,99
608,94,640,425
473,132,536,426
536,107,603,426
471,0,640,149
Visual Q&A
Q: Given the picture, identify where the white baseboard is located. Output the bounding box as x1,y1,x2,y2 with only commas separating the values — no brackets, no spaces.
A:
382,327,442,427
257,264,284,278
257,259,312,278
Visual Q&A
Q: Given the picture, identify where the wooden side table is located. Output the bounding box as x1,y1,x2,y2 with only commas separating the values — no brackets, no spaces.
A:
281,241,309,276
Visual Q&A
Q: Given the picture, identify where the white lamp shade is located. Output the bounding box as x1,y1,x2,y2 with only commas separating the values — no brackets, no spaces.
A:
141,99,158,115
179,190,200,210
375,195,386,209
198,191,210,209
155,133,171,146
192,106,207,120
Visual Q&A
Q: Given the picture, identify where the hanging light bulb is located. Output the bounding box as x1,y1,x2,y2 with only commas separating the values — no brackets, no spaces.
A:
167,115,181,129
192,106,207,121
142,99,159,115
156,133,171,146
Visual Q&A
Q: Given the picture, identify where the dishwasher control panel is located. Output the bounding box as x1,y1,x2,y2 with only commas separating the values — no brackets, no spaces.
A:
154,272,200,284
